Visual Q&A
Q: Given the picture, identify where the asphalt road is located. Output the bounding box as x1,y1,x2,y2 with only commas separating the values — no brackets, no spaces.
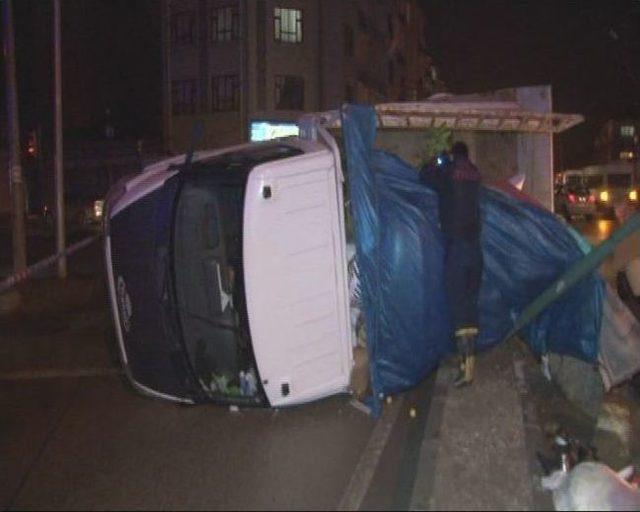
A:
1,368,435,511
570,217,618,245
3,376,373,510
1,215,635,510
0,235,437,511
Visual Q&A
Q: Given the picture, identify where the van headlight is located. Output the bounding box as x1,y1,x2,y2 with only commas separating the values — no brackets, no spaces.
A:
600,190,610,202
629,190,638,202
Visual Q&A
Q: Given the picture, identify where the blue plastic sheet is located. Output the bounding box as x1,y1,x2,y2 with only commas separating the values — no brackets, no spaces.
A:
342,104,603,399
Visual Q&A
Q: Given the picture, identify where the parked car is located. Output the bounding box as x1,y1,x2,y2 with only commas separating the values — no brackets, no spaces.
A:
554,183,597,221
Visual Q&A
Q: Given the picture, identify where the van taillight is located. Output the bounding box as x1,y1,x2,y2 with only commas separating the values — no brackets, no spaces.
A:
568,194,576,203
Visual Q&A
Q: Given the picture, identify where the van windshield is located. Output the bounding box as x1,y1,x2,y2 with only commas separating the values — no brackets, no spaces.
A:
583,175,604,188
173,173,262,405
171,144,303,405
608,173,631,188
566,175,583,188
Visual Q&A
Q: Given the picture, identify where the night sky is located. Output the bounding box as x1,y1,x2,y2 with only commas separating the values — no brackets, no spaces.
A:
4,0,640,168
4,0,161,145
422,0,640,168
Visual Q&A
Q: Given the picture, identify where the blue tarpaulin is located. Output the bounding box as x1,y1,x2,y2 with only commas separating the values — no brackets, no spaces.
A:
341,104,604,399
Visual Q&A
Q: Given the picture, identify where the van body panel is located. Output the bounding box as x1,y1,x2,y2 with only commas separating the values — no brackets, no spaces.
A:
243,149,353,406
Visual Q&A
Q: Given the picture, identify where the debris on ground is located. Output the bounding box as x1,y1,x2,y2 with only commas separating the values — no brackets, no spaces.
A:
541,461,640,511
348,399,371,416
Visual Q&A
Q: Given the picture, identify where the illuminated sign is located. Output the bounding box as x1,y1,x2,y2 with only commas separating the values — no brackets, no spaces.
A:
620,125,635,137
250,121,299,142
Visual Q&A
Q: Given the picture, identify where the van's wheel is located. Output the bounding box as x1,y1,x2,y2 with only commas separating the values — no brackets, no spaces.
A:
562,206,571,222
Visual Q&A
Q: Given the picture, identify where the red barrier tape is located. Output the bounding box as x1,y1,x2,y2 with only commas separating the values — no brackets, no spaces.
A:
0,235,100,295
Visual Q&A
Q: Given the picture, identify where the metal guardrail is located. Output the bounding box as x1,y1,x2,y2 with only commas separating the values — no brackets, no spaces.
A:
0,234,100,295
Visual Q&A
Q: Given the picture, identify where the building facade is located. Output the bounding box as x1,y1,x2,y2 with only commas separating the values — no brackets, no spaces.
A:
595,119,640,164
165,0,440,151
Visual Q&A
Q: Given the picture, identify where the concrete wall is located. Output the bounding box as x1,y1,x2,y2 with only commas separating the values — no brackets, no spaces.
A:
374,128,519,183
373,86,555,210
516,86,553,210
374,130,429,167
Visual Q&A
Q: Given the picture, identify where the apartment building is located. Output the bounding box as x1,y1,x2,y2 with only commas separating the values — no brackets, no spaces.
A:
165,0,439,151
594,119,640,164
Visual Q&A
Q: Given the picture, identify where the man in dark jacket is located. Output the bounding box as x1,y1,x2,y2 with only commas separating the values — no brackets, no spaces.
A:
421,141,482,387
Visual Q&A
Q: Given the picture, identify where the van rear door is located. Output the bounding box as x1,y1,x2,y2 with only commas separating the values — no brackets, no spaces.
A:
243,147,352,407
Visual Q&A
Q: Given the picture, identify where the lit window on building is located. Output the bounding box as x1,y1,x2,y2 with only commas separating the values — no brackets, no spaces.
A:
171,11,196,45
620,150,635,161
274,7,302,43
275,75,304,110
211,6,239,42
171,80,198,115
212,75,240,111
621,125,635,137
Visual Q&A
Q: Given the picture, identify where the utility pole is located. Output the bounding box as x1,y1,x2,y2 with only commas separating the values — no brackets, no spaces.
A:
240,0,248,142
3,0,27,273
161,0,172,154
54,0,67,278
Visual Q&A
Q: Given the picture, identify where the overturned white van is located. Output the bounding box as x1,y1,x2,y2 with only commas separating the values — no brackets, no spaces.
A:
105,130,353,407
105,98,593,407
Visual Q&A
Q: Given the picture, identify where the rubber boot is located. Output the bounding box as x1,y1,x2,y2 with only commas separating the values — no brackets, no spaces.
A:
453,333,476,387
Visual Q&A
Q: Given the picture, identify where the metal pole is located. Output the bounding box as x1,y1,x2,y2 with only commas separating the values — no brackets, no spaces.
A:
3,0,27,273
161,0,172,154
239,0,248,141
53,0,67,278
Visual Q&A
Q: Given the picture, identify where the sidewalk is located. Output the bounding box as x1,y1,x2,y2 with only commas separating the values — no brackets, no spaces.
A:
409,342,548,511
0,240,117,380
409,340,639,511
